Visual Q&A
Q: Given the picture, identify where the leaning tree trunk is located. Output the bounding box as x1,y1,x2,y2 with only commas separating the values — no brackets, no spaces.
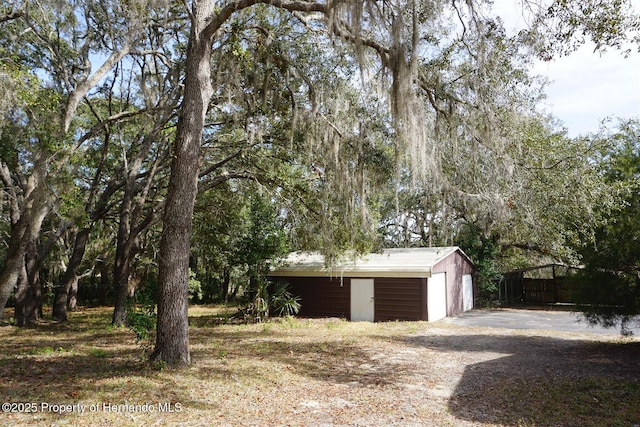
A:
53,228,90,321
0,228,29,321
67,277,78,311
151,12,214,365
111,207,157,325
111,157,140,326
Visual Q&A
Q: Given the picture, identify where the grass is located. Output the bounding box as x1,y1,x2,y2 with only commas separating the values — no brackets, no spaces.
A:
0,306,639,426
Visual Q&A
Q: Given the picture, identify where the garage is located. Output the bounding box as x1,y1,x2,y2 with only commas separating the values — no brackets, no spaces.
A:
269,247,475,322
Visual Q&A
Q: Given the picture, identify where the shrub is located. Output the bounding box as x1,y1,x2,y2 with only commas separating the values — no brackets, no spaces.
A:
126,283,156,353
241,280,301,323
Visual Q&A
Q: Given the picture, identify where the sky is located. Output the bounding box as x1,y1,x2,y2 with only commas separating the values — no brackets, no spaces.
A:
493,0,640,137
531,45,640,136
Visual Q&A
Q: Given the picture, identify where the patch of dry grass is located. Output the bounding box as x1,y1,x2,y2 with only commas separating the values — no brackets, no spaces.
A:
0,306,639,426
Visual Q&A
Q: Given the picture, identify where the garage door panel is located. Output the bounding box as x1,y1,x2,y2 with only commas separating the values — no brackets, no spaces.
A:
427,273,447,321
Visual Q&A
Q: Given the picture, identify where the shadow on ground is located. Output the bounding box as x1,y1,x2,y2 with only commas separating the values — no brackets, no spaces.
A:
189,326,397,388
399,333,640,426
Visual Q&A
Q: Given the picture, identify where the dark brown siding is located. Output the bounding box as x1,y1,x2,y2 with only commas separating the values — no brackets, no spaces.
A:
432,250,475,316
269,276,350,318
374,278,426,321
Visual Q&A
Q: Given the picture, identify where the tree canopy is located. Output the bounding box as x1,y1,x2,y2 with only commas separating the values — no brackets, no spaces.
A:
572,119,640,334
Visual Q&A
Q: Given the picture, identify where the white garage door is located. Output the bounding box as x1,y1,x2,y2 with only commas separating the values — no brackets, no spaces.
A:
427,273,447,321
463,274,473,312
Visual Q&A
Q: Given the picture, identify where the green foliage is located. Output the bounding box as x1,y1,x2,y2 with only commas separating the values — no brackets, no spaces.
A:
241,279,301,323
127,303,156,345
573,269,639,335
376,6,614,270
192,185,289,303
188,269,203,302
237,194,289,268
381,111,614,300
126,283,157,351
26,346,66,355
242,276,270,323
269,281,301,317
522,0,640,60
573,119,640,333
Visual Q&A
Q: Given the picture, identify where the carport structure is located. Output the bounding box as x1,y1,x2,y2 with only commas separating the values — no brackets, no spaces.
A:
500,264,582,305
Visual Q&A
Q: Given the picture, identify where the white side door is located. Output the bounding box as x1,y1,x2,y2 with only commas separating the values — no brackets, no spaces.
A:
350,278,375,322
427,273,447,321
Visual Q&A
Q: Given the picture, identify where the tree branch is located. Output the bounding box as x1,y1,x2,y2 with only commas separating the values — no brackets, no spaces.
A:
182,0,196,25
198,171,275,193
203,0,326,40
63,41,131,132
198,141,261,179
38,220,74,264
74,108,151,149
330,18,390,63
0,9,24,23
502,242,550,254
0,161,20,225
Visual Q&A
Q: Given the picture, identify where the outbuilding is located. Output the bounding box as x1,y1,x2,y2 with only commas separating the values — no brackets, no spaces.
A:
269,247,474,322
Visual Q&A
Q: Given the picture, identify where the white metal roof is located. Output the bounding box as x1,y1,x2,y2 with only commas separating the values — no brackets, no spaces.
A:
269,247,468,278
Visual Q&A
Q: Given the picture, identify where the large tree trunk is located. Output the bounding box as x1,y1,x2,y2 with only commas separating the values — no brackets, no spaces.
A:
53,228,90,321
111,249,132,326
0,227,30,321
12,262,28,325
0,190,51,321
150,0,331,365
14,239,43,326
111,171,136,326
151,11,214,365
67,277,78,311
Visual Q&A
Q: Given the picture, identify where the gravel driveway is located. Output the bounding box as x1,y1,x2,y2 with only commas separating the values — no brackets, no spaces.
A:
442,307,640,335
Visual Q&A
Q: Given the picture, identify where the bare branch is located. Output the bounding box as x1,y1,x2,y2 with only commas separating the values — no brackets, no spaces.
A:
182,0,196,24
63,41,131,133
38,220,73,264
